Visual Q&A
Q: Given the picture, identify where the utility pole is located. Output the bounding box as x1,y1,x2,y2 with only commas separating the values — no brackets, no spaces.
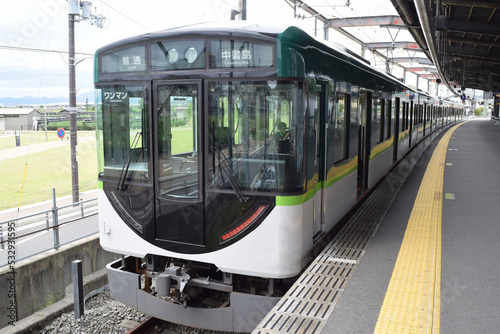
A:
67,0,105,203
239,0,247,20
68,9,78,203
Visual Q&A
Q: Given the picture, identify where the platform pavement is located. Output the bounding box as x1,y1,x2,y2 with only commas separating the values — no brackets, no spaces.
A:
322,119,500,333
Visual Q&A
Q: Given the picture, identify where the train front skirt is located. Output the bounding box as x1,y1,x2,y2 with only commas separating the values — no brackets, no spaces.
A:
106,257,280,332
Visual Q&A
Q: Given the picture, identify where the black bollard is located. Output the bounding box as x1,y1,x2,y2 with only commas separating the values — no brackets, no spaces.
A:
72,260,84,319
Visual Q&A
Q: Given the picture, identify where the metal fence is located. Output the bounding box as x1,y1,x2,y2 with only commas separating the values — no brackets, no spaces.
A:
0,197,98,268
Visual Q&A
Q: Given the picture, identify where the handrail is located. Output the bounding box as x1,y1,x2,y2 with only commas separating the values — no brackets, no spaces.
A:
0,197,97,226
0,197,99,264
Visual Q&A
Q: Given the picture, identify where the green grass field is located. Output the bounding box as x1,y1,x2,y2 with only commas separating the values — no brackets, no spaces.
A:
171,126,194,153
0,132,98,211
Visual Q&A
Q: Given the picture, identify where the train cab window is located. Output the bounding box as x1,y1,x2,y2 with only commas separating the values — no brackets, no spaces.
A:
96,84,150,183
207,80,304,194
332,94,349,162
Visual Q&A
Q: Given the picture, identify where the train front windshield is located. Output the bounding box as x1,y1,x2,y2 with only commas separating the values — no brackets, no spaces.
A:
96,85,150,185
208,80,304,193
96,80,304,197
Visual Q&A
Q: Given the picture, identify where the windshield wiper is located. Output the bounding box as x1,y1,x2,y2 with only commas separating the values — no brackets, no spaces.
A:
117,131,142,191
212,146,248,203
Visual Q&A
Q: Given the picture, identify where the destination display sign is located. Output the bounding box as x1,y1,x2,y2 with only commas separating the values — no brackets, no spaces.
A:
119,54,144,72
101,45,146,73
220,49,253,67
210,40,273,69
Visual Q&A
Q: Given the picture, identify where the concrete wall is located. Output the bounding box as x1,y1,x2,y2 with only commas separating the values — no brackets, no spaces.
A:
0,234,120,329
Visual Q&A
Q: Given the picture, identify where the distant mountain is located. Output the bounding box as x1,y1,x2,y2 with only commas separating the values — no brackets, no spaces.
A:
0,96,67,106
76,91,95,104
0,92,94,107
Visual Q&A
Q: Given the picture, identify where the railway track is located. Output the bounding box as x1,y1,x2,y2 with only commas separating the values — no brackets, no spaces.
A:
126,317,165,334
126,316,240,334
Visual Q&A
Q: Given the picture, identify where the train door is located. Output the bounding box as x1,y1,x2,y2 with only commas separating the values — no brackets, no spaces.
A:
357,90,371,197
311,83,328,239
153,80,204,246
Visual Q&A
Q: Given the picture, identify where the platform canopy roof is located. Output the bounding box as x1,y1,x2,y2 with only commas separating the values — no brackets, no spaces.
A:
391,0,500,93
287,1,437,88
287,0,500,95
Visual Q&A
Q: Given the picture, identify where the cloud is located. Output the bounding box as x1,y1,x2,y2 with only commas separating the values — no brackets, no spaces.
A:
2,0,65,49
0,0,341,99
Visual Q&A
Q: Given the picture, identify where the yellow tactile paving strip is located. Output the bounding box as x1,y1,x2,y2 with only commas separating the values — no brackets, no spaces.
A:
374,123,463,334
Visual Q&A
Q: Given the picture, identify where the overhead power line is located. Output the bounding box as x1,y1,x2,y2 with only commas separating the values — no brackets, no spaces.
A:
0,45,93,56
98,0,148,29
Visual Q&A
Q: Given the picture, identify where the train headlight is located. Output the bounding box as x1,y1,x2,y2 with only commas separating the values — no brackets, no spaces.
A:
167,48,178,64
185,47,198,63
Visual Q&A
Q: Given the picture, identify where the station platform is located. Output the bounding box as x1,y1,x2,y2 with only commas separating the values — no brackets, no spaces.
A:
254,119,500,334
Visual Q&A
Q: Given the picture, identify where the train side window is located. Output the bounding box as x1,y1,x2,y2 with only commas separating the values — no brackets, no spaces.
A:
400,101,404,133
372,98,382,145
407,102,411,130
414,104,419,126
415,104,422,125
380,99,386,142
386,99,392,139
415,104,419,125
332,93,349,163
403,102,409,131
400,102,404,131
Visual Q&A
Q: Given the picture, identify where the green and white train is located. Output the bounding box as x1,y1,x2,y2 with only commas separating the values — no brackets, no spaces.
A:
94,21,462,332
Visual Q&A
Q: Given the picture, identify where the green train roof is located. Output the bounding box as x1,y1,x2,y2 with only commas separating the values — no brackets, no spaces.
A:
278,26,412,93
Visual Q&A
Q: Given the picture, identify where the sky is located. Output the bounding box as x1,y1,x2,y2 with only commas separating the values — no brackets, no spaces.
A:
0,0,411,101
